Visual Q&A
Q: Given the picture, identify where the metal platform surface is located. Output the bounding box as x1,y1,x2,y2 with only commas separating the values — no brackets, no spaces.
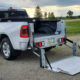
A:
46,56,80,75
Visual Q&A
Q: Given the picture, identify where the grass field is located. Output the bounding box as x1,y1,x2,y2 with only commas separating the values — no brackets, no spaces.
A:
63,18,80,20
66,21,80,36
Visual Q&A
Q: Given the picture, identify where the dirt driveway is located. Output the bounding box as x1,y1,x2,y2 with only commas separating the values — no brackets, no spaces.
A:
0,35,80,80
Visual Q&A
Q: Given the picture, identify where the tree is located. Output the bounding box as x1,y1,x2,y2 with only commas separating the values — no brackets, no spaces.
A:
50,12,55,19
67,10,73,18
44,12,47,19
78,15,80,18
48,12,51,19
59,16,63,19
66,15,69,18
48,12,55,19
34,6,43,18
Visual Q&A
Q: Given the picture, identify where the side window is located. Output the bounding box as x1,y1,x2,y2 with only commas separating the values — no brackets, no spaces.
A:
4,13,9,18
0,12,9,18
17,11,28,18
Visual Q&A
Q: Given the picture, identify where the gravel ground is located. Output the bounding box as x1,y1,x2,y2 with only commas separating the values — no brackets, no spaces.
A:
0,35,80,80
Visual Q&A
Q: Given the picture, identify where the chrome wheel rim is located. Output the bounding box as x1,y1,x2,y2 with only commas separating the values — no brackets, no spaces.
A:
2,42,10,57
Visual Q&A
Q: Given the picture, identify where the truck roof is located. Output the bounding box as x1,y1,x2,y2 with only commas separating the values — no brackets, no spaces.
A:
0,9,26,11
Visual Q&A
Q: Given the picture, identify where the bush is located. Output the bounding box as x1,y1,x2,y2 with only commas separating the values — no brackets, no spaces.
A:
78,15,80,18
70,17,76,19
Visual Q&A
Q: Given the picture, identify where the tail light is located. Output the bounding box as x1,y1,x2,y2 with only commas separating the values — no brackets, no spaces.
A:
61,38,66,42
36,42,44,47
59,38,66,43
39,42,42,47
20,25,29,38
10,9,15,11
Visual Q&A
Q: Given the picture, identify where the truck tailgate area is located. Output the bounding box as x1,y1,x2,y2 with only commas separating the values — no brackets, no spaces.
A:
34,33,65,48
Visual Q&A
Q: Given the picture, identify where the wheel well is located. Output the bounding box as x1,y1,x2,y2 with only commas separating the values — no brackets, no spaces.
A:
0,34,9,43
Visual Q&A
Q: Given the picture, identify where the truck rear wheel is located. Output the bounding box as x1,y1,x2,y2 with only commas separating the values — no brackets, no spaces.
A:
44,46,56,51
1,38,21,60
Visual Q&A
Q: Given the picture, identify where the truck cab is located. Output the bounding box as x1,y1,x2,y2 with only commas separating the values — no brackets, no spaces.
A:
0,8,28,18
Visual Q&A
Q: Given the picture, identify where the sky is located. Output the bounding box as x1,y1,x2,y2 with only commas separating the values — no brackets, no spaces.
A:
0,0,80,17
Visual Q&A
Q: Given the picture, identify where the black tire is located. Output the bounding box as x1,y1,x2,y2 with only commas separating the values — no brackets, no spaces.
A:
37,27,52,34
44,47,53,51
1,38,21,60
36,26,53,34
36,24,56,34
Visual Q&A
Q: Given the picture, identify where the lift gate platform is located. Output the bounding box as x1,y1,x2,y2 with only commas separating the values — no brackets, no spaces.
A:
45,56,80,75
33,38,80,75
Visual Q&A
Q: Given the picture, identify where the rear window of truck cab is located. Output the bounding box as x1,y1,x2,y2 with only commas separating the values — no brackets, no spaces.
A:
0,11,28,18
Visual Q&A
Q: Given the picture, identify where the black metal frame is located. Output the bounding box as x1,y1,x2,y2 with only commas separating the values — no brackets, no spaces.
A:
66,38,73,43
0,18,40,23
0,18,60,23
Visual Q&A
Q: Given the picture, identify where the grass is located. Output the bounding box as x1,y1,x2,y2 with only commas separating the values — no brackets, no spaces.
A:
66,21,80,36
63,18,80,20
63,18,74,20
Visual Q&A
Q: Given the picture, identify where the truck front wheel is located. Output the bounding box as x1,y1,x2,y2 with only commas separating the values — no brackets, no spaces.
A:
1,38,21,60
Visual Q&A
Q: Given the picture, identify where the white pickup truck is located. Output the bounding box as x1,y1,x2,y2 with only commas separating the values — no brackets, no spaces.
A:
0,8,66,60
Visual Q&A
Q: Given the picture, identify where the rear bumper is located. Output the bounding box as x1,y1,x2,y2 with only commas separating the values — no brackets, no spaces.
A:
34,34,65,48
19,42,28,51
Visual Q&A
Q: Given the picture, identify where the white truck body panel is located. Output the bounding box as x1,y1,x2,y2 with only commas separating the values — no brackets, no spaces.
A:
0,22,29,51
55,20,66,35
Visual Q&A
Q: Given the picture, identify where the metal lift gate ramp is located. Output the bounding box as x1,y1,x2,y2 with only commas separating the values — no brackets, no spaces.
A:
34,39,80,75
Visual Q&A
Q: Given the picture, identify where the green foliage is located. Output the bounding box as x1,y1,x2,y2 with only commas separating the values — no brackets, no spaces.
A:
34,6,43,18
44,12,47,19
58,16,63,19
67,10,73,18
48,12,55,20
66,21,80,35
77,15,80,18
66,16,69,18
48,12,51,18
